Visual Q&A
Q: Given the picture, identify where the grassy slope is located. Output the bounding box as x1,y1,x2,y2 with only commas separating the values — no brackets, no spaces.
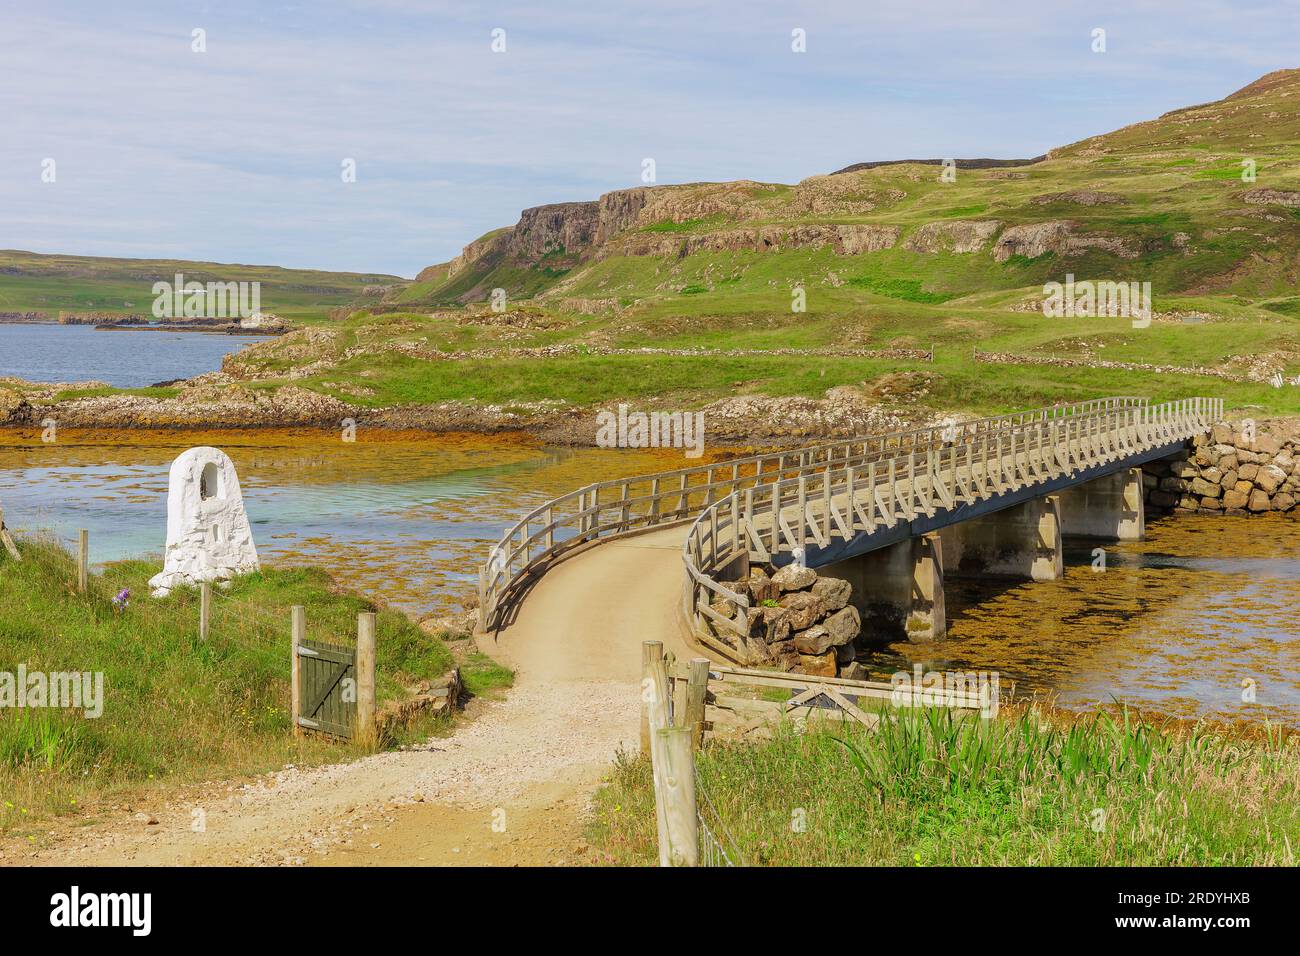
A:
210,71,1300,421
0,250,404,322
589,706,1300,866
7,72,1299,422
0,538,454,831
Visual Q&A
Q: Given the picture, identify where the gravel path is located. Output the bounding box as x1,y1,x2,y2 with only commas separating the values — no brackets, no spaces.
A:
16,531,692,867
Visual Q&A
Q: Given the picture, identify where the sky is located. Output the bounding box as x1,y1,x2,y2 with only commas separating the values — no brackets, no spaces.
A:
0,0,1295,278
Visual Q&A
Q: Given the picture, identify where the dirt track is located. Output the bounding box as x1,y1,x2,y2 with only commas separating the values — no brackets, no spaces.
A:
15,528,694,867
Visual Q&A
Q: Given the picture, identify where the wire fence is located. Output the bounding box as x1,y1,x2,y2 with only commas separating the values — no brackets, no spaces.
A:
695,774,743,867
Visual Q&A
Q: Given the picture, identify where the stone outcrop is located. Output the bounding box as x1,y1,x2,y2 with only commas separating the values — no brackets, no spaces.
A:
903,220,1001,254
1029,189,1126,206
1143,419,1300,515
1243,188,1300,208
717,565,862,676
991,220,1139,261
992,221,1074,261
605,223,900,260
508,202,600,260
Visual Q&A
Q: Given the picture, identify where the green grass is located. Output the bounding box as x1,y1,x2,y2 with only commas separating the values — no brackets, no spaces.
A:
0,249,399,321
458,653,515,698
10,72,1300,427
589,704,1300,866
0,537,455,831
52,386,181,402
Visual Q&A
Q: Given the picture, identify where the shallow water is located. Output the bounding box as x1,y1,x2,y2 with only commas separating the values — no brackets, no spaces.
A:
0,323,270,387
857,514,1300,728
1,430,1297,728
0,428,717,615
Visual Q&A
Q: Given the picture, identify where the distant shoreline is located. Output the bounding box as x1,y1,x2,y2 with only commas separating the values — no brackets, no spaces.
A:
0,317,282,335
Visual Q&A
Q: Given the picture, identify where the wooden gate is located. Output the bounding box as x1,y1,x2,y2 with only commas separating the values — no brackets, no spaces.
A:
295,638,356,738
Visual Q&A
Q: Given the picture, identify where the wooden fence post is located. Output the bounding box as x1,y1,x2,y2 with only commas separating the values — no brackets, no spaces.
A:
640,640,663,755
656,726,699,866
77,529,88,593
685,658,709,749
291,605,305,738
0,503,19,562
356,611,377,744
199,583,211,642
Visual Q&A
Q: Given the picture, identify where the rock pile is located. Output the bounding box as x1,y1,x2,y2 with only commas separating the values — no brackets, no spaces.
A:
1144,420,1300,514
716,565,864,678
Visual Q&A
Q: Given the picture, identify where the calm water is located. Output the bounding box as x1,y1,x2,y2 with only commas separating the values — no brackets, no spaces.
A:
857,515,1300,729
0,429,1297,729
0,323,271,387
0,429,710,614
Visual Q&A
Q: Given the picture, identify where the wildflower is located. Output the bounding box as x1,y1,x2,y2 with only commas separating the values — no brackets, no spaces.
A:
112,588,130,612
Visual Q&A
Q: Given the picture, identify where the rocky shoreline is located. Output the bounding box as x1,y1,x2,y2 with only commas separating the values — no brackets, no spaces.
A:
0,373,928,449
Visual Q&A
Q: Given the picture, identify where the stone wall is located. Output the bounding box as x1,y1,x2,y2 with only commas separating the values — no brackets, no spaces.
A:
1143,419,1300,515
717,565,865,679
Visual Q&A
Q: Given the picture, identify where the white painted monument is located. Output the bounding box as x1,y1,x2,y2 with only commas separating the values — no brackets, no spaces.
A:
148,447,260,597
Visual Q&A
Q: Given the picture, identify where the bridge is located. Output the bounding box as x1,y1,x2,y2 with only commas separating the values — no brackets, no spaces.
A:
476,397,1221,677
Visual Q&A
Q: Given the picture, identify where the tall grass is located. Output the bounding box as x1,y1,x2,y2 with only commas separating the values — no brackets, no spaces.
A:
0,537,455,830
589,704,1300,866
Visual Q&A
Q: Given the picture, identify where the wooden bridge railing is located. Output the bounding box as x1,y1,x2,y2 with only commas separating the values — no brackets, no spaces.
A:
681,396,1223,660
478,396,1152,630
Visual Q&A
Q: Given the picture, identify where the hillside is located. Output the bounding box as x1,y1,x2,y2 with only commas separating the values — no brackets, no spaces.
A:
401,69,1299,309
0,250,404,322
4,71,1300,440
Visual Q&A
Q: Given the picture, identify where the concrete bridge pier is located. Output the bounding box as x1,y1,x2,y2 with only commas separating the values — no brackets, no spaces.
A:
1057,467,1145,541
821,532,946,643
939,494,1064,583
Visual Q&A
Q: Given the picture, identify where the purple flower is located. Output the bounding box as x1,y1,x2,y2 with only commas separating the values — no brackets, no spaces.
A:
112,588,130,612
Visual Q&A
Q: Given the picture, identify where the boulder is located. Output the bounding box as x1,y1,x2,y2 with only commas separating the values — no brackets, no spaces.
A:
797,651,837,677
839,661,867,681
743,634,775,666
1222,489,1250,510
1189,477,1221,498
748,605,792,644
779,591,825,630
810,576,852,611
1217,454,1239,472
835,641,858,665
1273,492,1296,512
793,625,834,655
1220,470,1238,489
1256,464,1287,494
822,605,862,645
719,578,750,601
748,567,779,604
1256,434,1282,457
772,564,817,592
1148,490,1179,508
767,639,801,672
1248,489,1272,512
1200,496,1223,511
1170,460,1199,479
1238,463,1259,482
